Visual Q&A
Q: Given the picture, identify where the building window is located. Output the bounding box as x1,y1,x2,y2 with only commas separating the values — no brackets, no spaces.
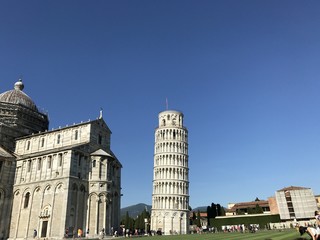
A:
98,134,102,144
0,161,2,173
78,155,81,166
24,192,30,208
27,141,30,150
92,160,96,168
38,158,42,170
58,154,63,166
27,160,31,172
48,156,52,169
57,134,61,144
41,138,45,147
74,130,78,140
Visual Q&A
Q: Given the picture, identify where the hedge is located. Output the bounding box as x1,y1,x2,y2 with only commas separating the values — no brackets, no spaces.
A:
209,214,281,230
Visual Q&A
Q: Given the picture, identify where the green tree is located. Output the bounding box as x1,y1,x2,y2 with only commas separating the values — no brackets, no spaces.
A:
236,209,245,215
122,211,135,231
191,211,196,225
207,206,211,226
196,210,201,227
211,203,217,218
255,204,264,214
134,209,150,231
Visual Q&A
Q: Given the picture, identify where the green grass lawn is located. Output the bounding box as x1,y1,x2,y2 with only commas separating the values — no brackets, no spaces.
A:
129,229,310,240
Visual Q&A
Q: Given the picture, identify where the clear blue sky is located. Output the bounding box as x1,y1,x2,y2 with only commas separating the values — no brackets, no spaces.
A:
1,0,320,209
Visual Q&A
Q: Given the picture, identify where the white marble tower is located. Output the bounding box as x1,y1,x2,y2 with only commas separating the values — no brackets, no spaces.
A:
151,110,189,235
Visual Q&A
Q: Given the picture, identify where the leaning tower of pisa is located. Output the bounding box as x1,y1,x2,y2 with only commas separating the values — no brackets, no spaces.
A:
150,110,189,235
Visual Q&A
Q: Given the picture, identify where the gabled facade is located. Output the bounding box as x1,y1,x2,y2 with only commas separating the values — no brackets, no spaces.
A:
0,80,122,240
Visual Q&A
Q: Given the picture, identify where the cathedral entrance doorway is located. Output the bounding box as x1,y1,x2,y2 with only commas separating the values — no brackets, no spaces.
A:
41,221,48,238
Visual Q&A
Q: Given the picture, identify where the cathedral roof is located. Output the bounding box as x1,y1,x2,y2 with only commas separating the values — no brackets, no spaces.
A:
0,146,13,158
0,79,38,111
91,149,113,158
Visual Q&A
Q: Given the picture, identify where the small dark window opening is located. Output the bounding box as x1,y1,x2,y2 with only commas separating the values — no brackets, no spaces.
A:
38,158,41,170
58,154,62,166
98,134,102,144
48,157,52,169
27,160,31,172
24,192,30,208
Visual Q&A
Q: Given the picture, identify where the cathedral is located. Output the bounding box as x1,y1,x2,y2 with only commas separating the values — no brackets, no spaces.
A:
0,80,122,240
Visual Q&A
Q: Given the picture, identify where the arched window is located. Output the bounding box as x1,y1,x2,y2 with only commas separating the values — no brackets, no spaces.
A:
24,192,30,208
92,160,96,168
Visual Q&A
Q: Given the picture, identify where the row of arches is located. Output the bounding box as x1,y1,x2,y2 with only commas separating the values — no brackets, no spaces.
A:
153,181,188,195
152,196,189,210
154,154,188,167
154,167,188,181
155,142,188,154
155,129,187,142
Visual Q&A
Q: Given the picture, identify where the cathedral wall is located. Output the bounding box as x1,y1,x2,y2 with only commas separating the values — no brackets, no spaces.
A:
15,124,91,156
9,181,70,239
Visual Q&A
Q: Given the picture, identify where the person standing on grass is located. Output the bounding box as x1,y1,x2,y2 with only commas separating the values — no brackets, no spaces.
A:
315,211,320,240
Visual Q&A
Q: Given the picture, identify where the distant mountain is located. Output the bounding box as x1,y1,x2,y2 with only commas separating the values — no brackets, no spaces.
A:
121,203,152,218
192,206,208,212
120,204,212,218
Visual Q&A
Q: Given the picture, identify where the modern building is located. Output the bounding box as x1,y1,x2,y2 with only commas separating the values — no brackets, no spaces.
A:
0,80,122,240
151,110,189,235
275,186,317,220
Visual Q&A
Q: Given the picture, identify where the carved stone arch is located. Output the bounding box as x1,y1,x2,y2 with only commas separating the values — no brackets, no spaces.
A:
89,192,99,203
42,184,52,194
14,189,20,197
22,187,31,196
98,193,107,203
33,186,41,195
39,204,52,219
54,182,64,193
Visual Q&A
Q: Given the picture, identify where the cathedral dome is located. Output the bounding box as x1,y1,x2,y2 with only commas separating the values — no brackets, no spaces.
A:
0,79,38,111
